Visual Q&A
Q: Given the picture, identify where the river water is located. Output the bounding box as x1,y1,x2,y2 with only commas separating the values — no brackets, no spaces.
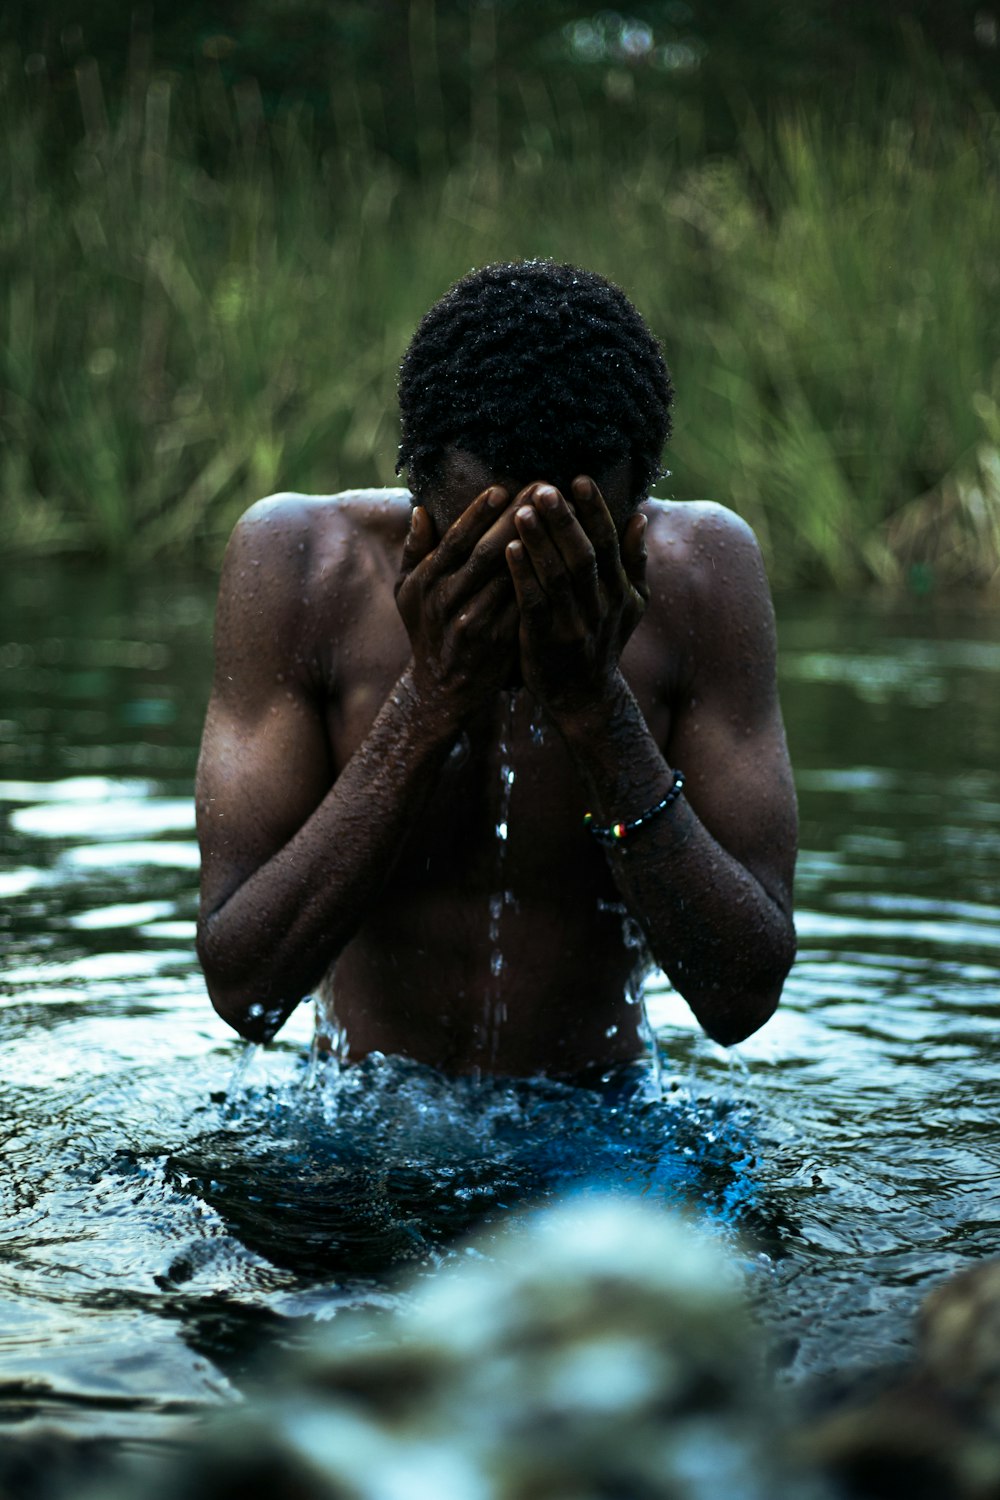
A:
1,562,999,1445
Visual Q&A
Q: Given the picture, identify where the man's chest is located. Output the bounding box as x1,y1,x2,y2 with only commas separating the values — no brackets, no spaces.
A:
313,593,671,911
322,576,674,775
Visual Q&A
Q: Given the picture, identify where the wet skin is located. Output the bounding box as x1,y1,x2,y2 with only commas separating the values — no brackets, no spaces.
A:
195,452,798,1075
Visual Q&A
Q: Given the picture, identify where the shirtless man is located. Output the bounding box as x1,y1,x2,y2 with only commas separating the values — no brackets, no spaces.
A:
195,261,797,1077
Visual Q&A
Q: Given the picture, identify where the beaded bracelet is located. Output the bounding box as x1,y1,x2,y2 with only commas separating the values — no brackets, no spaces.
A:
583,770,686,846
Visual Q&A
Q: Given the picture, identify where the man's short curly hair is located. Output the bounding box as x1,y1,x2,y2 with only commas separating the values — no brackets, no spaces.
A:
397,260,673,506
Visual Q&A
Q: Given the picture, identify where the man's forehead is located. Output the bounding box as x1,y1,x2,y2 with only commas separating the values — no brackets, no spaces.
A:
437,448,507,499
425,447,635,516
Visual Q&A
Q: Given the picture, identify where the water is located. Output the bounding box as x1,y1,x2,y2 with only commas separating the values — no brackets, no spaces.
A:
483,694,517,1066
2,564,1000,1444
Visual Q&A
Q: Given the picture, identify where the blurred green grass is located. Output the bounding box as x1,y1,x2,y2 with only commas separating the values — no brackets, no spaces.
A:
2,45,999,588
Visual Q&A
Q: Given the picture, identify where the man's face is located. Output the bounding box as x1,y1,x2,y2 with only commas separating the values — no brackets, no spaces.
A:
418,447,637,538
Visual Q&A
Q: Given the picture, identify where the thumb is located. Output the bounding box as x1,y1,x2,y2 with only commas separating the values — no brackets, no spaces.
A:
621,512,649,601
397,506,435,587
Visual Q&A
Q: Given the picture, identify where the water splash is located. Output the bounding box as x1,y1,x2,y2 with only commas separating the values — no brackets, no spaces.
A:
226,1041,260,1100
304,996,348,1090
161,1051,765,1338
621,913,663,1101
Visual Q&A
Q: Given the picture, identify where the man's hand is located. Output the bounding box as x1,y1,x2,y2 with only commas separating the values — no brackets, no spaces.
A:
395,486,520,719
505,476,648,719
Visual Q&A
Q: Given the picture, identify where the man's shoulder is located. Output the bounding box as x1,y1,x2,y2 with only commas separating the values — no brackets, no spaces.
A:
232,488,412,554
636,498,776,693
641,497,760,564
217,489,412,640
224,488,411,589
641,498,768,607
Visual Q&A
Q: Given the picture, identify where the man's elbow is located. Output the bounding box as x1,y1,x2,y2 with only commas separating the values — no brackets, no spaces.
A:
688,933,795,1046
196,924,295,1043
696,986,781,1047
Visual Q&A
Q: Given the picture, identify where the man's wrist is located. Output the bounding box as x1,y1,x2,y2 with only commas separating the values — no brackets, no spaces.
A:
546,668,633,745
394,661,472,747
550,671,692,847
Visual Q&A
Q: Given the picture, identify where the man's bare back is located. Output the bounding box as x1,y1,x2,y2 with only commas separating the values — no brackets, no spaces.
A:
195,463,797,1076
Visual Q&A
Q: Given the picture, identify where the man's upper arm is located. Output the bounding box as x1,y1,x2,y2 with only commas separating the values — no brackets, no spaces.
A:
195,499,334,919
662,505,797,914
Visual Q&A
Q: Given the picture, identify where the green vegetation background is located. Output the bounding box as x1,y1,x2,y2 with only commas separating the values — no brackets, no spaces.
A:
3,1,1000,588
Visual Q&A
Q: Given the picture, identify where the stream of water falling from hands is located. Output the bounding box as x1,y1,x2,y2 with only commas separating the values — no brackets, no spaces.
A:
226,1039,260,1099
622,912,664,1100
484,693,517,1068
595,896,662,1091
304,992,348,1089
481,688,664,1091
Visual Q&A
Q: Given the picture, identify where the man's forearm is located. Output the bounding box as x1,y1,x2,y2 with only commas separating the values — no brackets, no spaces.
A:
556,675,795,1045
197,668,460,1041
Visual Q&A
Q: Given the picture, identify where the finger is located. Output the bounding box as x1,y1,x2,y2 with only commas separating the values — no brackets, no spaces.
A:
509,537,548,612
513,501,579,617
620,511,650,603
445,560,515,641
458,566,515,624
495,594,520,640
506,537,551,631
570,475,622,576
447,502,521,607
531,485,601,622
427,485,511,579
396,505,436,590
481,592,521,661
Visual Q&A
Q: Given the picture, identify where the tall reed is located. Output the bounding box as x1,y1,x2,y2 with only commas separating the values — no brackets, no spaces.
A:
1,48,998,587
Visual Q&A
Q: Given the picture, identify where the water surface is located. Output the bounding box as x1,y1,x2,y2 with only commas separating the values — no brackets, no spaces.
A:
2,563,999,1442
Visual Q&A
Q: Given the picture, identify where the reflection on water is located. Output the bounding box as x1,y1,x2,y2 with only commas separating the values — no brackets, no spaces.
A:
1,565,999,1441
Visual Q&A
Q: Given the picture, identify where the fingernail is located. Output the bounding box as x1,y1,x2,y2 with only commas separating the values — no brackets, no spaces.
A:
487,486,507,509
516,505,535,524
536,486,559,511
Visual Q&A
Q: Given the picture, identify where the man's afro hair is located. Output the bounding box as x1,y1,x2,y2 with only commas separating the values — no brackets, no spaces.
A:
397,260,673,504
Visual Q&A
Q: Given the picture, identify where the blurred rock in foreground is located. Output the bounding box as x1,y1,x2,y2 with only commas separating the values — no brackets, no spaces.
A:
802,1256,1000,1500
127,1195,822,1500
